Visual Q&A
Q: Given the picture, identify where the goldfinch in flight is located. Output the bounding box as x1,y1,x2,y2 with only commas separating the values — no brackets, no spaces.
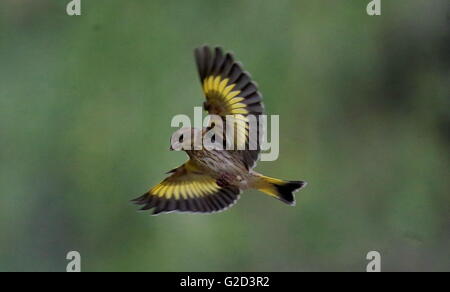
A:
133,46,307,215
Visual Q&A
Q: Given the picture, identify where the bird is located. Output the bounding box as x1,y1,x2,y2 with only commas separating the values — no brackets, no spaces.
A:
132,45,307,215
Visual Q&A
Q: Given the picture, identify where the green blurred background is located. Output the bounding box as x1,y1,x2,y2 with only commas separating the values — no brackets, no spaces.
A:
0,0,449,272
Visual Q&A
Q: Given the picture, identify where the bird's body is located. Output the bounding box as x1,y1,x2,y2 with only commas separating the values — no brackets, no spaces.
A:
133,46,307,215
187,148,255,190
188,149,247,179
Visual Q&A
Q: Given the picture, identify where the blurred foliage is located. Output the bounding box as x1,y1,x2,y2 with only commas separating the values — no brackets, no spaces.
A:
0,0,449,271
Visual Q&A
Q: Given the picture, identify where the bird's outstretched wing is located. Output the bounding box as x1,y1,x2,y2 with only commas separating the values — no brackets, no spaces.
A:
132,160,241,215
194,45,264,169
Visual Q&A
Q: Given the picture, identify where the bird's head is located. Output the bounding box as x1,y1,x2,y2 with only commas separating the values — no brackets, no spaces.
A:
169,127,202,151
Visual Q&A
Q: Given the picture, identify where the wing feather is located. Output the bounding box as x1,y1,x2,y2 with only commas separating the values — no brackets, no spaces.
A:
194,46,264,169
132,160,241,215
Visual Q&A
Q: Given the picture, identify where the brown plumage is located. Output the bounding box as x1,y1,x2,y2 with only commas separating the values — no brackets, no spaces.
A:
133,46,307,215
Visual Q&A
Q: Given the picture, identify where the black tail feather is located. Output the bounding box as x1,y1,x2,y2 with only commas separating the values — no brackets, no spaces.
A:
273,181,307,206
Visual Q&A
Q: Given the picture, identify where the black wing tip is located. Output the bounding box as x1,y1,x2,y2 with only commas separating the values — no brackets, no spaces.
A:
194,45,235,70
194,45,224,55
131,193,149,204
214,46,224,54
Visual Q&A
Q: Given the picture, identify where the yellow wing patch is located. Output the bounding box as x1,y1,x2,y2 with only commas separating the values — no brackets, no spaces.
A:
150,177,220,199
132,160,241,215
203,75,249,116
203,75,251,149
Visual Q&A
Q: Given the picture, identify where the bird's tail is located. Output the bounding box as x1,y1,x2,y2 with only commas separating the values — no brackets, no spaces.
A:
251,174,307,206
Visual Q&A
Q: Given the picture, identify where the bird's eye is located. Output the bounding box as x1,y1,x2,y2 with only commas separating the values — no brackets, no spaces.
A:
179,134,184,143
